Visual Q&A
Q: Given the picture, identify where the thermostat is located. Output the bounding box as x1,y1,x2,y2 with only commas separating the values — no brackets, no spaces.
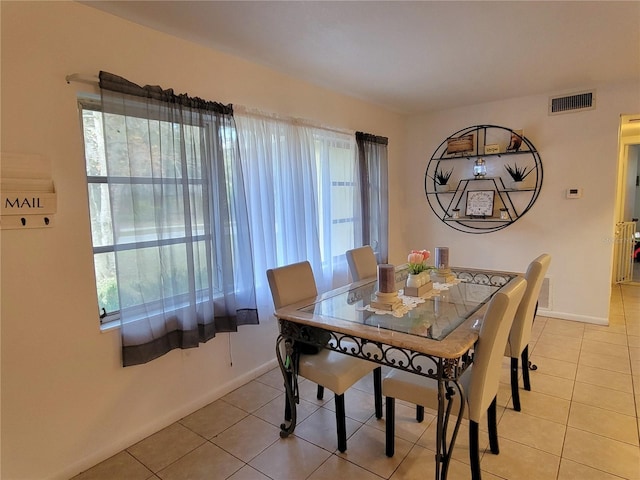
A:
566,188,582,199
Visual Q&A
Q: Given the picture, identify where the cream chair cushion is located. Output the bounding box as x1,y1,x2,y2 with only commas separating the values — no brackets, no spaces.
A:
299,349,379,395
504,254,551,358
267,260,379,393
267,260,318,309
346,245,378,281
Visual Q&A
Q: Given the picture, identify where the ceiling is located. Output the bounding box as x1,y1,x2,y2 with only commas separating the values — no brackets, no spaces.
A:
82,1,640,115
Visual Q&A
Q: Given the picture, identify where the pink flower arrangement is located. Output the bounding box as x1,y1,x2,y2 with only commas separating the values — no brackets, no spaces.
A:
407,249,431,274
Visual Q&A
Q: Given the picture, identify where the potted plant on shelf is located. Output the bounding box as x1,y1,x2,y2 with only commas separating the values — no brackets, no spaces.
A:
504,163,532,190
431,166,454,192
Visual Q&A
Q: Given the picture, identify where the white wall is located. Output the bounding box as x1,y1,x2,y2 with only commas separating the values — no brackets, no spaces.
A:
3,2,639,479
0,3,406,479
402,83,640,323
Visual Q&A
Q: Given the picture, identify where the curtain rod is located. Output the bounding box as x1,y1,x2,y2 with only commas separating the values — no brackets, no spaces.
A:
235,105,355,136
65,74,356,137
65,73,99,86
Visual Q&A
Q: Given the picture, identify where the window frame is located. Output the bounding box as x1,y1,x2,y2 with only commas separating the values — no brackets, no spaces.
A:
80,95,220,326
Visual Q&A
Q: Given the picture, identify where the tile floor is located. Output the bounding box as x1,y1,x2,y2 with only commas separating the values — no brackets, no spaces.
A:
74,285,640,480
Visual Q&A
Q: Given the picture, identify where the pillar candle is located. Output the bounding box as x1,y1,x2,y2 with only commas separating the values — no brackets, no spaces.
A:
377,264,395,293
434,247,449,269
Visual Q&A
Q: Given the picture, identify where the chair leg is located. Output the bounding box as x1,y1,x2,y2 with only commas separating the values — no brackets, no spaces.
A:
373,367,382,419
510,357,521,412
528,303,539,376
521,345,533,391
385,396,395,457
335,393,347,453
469,420,481,480
317,384,324,400
416,405,424,422
487,396,499,454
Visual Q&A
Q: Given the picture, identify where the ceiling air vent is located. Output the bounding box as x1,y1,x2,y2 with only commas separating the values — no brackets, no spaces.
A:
548,90,595,115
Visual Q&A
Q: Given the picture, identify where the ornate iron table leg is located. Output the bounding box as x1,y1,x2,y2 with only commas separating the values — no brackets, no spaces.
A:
435,377,446,480
276,334,297,437
435,360,466,480
440,380,465,479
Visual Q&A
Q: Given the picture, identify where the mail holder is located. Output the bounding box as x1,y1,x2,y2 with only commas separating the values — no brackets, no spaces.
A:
1,153,57,230
1,184,56,229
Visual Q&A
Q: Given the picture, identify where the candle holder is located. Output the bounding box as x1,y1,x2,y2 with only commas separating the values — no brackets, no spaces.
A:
431,247,455,283
434,247,449,270
371,264,403,311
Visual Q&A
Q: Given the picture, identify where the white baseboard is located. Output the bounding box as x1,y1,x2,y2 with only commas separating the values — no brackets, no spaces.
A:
536,309,608,325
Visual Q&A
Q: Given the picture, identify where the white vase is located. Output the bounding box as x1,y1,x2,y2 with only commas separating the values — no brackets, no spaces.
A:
436,183,449,192
406,274,420,289
510,180,523,190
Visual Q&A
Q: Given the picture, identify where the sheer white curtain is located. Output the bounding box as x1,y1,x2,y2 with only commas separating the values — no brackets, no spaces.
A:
234,110,361,309
98,72,258,366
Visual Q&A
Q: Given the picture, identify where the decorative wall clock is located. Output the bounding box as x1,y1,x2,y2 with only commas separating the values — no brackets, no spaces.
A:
465,190,495,217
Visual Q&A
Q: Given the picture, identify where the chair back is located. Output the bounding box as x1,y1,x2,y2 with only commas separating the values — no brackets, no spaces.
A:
467,277,527,422
506,254,551,358
346,246,378,281
266,261,318,309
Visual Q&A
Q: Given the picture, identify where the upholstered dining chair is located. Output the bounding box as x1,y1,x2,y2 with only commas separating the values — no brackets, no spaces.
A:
346,245,378,281
266,260,382,453
505,253,551,411
383,277,527,480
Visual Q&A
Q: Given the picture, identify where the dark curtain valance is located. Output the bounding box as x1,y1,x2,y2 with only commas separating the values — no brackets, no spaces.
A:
98,71,233,115
356,131,388,146
355,131,389,264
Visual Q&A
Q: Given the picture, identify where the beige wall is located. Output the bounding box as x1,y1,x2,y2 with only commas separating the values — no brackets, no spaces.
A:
2,2,639,479
0,3,406,479
403,82,640,322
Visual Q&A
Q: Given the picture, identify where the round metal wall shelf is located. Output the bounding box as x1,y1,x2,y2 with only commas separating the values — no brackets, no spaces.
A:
425,124,543,234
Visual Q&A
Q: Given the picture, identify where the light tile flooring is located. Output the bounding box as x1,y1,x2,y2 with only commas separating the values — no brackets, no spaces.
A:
74,285,640,480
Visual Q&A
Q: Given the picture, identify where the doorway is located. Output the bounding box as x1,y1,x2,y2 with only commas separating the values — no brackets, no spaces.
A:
631,144,640,282
616,115,640,284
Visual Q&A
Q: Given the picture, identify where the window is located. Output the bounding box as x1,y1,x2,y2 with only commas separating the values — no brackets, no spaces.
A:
234,111,366,293
82,72,259,366
314,132,359,265
82,102,118,320
81,98,225,323
82,91,385,326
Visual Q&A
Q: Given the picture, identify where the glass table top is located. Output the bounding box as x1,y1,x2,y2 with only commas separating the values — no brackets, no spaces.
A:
299,277,501,341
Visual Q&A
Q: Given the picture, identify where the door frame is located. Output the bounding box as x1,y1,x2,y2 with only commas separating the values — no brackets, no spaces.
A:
614,114,640,284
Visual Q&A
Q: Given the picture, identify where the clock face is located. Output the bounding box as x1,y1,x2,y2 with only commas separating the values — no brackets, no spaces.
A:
466,190,495,217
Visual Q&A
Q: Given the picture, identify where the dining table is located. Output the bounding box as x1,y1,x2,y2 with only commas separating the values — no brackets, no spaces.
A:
273,265,518,480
